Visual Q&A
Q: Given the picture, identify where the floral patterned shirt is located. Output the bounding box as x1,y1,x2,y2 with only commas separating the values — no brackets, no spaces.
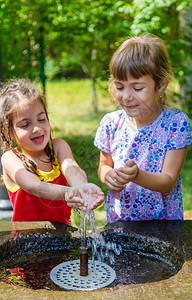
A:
94,106,192,222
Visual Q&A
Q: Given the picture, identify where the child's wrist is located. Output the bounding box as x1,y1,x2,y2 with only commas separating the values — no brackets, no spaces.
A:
133,166,139,181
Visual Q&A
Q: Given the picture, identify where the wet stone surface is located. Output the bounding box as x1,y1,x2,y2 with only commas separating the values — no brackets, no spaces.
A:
0,220,192,299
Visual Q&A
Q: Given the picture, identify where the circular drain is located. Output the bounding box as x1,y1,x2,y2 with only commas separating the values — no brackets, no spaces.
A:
50,260,116,291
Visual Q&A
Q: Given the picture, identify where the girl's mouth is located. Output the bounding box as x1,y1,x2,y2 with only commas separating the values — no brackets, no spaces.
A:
31,135,44,144
124,105,137,110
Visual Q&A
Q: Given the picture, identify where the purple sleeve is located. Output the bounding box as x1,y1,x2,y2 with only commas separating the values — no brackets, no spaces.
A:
94,115,112,154
167,112,192,150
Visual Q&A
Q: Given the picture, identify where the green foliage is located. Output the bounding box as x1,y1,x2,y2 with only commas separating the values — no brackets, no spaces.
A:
129,0,191,80
46,0,133,81
0,0,191,112
0,0,57,80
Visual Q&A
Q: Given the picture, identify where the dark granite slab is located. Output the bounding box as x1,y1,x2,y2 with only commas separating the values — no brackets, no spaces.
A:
0,220,191,299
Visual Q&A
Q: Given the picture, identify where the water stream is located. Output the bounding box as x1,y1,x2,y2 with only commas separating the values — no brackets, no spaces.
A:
78,210,122,267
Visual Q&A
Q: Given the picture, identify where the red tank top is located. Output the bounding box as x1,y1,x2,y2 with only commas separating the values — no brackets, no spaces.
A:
6,157,71,224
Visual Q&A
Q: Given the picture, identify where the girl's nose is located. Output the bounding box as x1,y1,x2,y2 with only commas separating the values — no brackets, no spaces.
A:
122,90,134,103
32,125,41,133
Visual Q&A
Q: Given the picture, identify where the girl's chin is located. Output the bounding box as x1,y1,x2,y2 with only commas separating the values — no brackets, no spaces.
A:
124,109,140,118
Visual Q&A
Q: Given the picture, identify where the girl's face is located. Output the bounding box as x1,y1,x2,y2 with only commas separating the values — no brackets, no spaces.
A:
11,100,51,155
114,74,163,127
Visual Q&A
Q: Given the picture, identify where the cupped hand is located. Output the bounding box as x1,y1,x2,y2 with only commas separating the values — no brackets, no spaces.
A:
104,168,126,193
114,160,138,185
78,183,105,210
65,188,88,211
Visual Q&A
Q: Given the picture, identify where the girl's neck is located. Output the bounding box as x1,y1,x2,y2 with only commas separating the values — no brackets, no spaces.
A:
18,147,53,172
18,146,44,159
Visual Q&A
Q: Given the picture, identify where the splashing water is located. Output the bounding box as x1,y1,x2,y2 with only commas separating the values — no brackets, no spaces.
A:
76,188,122,268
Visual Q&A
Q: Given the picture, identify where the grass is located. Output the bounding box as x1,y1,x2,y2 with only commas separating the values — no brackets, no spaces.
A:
46,79,118,136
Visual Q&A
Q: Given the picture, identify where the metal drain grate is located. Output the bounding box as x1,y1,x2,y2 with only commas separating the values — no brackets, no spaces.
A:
50,260,116,291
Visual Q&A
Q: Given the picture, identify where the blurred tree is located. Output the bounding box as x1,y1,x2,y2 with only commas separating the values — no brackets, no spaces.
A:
179,8,192,115
0,0,191,112
0,0,54,91
47,0,134,113
0,29,3,82
0,1,23,79
46,0,191,112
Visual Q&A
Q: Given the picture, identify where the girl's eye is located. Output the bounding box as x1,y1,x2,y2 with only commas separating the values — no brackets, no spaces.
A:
116,86,124,90
20,123,29,128
38,118,46,122
134,88,143,91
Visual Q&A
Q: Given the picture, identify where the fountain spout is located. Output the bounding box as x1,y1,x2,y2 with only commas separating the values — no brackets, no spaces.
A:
50,211,116,290
80,245,88,276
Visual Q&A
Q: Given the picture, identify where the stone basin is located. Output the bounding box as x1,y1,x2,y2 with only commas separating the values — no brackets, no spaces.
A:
0,220,192,299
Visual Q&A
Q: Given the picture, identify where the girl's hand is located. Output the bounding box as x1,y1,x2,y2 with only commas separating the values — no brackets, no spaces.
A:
65,188,88,211
114,160,139,185
104,168,126,193
78,183,105,210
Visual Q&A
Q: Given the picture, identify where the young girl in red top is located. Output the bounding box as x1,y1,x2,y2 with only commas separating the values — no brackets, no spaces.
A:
0,78,104,223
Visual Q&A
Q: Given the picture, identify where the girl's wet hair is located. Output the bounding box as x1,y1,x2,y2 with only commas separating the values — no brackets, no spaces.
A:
0,78,54,175
109,34,173,105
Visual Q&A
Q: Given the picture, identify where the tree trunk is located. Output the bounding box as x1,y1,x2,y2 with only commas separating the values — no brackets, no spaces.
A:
91,49,97,114
39,26,46,97
0,31,3,83
91,76,97,114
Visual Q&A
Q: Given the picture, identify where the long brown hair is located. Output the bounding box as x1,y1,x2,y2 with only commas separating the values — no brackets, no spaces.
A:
0,78,54,175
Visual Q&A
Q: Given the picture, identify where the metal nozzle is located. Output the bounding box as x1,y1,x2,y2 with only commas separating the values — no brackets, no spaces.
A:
80,246,88,276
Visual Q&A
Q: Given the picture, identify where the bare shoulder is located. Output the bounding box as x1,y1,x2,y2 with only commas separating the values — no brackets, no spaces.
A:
1,150,24,187
1,150,24,174
52,138,69,147
52,138,73,158
1,150,20,168
1,150,13,160
52,138,71,152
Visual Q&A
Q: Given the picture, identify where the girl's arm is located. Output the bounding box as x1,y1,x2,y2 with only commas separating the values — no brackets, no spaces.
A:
53,138,87,186
1,150,86,210
132,147,188,193
53,138,105,209
115,147,188,193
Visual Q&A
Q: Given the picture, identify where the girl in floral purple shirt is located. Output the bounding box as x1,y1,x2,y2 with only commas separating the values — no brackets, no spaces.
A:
94,34,192,223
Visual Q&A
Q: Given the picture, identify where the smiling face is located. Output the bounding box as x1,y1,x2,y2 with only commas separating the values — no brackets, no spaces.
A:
11,100,51,156
114,74,163,127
